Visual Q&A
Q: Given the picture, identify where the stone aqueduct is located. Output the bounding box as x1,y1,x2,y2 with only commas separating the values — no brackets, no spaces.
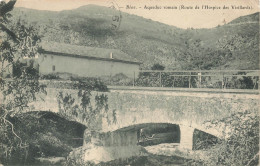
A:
32,86,259,150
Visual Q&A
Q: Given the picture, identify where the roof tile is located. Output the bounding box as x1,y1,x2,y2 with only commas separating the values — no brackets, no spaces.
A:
40,41,140,64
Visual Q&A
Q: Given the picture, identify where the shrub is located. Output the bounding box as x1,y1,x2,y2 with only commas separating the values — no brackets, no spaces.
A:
41,73,61,80
151,63,165,70
188,110,259,166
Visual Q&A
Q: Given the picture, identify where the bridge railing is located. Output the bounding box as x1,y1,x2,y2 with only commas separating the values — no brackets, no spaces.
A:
108,70,259,90
4,70,257,90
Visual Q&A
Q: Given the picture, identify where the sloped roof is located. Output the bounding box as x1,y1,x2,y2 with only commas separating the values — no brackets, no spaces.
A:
40,41,141,64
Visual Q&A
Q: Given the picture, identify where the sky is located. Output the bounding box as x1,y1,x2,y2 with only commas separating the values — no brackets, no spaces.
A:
9,0,260,28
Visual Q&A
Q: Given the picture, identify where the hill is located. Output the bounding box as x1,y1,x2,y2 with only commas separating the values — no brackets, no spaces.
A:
10,6,259,70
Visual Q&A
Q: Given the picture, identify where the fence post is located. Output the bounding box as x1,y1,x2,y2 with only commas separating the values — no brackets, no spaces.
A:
172,76,175,88
189,72,191,88
222,73,225,89
198,72,202,88
109,74,112,86
133,71,135,87
159,71,162,87
253,76,257,89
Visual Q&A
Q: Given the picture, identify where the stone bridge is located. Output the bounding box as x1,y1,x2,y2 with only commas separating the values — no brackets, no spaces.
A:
31,86,259,150
98,86,259,149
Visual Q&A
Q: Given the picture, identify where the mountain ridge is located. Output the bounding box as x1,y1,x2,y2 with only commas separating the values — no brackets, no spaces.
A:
13,5,259,29
10,5,259,70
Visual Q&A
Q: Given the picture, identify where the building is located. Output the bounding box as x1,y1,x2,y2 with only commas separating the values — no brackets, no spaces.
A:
38,42,141,79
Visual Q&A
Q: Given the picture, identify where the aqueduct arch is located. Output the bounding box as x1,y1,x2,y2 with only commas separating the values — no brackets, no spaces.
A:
97,88,258,149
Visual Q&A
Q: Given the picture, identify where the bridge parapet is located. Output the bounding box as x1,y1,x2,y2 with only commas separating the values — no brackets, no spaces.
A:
108,69,259,89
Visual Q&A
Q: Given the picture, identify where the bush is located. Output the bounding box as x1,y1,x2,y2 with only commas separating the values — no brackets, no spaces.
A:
0,112,86,165
135,72,161,87
226,76,256,89
188,110,259,166
41,73,61,80
71,79,108,92
151,63,165,70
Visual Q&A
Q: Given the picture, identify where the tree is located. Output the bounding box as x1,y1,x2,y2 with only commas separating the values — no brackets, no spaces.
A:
0,0,18,42
151,63,165,70
0,0,46,164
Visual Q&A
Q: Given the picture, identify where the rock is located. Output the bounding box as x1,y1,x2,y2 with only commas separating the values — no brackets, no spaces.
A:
68,144,148,165
35,157,66,165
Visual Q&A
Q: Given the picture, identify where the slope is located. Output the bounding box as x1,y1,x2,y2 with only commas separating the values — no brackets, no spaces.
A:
10,6,259,70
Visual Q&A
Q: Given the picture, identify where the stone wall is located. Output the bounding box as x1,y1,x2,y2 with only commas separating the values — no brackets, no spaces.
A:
38,54,139,78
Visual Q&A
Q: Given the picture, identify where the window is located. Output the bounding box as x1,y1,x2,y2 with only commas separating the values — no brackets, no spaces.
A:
52,65,55,71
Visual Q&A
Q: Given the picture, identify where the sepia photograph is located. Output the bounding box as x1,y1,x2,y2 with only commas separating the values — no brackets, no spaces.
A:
0,0,259,165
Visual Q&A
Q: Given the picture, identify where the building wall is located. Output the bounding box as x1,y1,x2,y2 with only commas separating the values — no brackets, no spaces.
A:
38,54,140,78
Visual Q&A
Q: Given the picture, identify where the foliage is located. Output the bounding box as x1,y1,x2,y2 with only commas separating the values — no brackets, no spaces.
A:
41,73,61,80
70,77,108,92
0,1,46,164
57,80,116,130
101,73,134,86
1,111,85,165
225,74,257,89
135,70,258,89
136,72,160,87
177,39,233,70
192,129,221,150
136,64,166,87
151,63,165,70
136,72,195,88
188,110,259,166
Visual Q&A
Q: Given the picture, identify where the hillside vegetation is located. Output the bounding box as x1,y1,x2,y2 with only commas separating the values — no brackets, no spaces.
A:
11,5,259,70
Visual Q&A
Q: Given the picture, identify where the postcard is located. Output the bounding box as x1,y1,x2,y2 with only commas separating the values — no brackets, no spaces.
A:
0,0,259,165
